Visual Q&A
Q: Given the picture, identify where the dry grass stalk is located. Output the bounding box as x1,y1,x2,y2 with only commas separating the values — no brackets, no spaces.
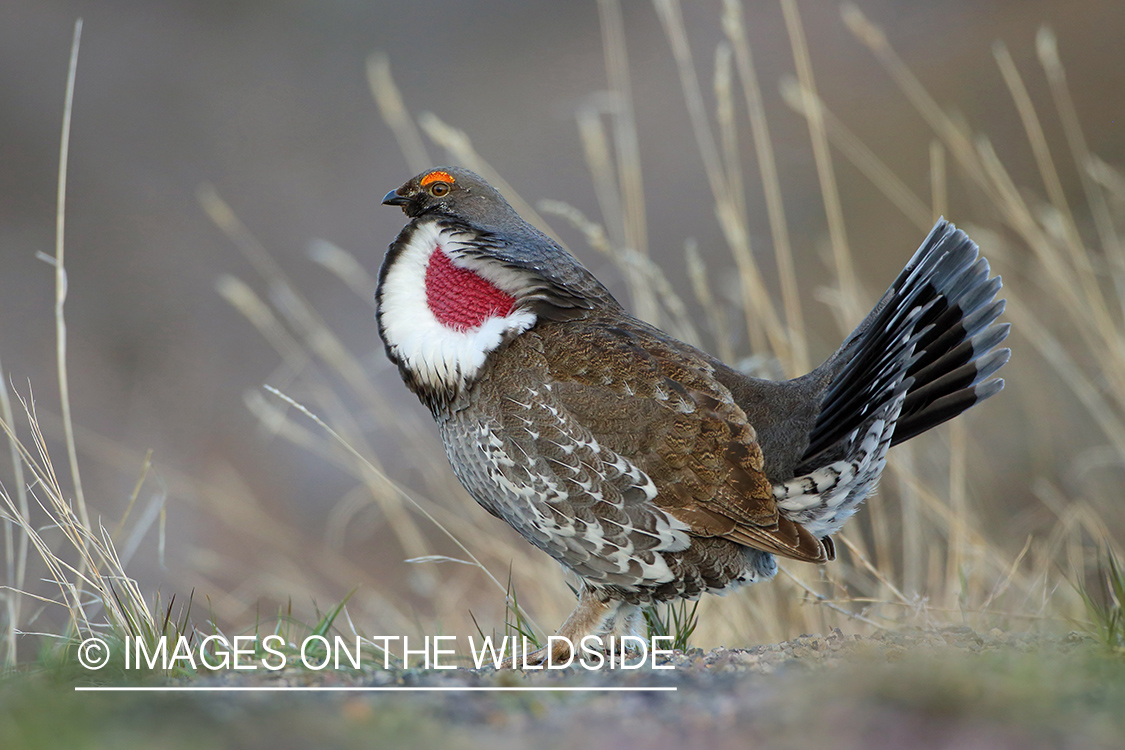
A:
779,78,932,232
780,0,860,323
653,0,790,365
52,20,90,537
0,353,30,666
684,239,736,364
597,0,648,261
1036,30,1125,295
722,0,809,373
366,53,431,176
0,390,154,646
261,386,546,638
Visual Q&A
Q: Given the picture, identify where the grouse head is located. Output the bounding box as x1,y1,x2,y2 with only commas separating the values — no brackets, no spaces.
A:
376,167,620,413
381,166,509,222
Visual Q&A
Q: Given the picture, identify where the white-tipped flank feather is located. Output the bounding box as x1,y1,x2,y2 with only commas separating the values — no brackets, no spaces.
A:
379,221,536,393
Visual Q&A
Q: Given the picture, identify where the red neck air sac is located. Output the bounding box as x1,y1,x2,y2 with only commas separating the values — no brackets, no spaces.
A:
424,248,516,331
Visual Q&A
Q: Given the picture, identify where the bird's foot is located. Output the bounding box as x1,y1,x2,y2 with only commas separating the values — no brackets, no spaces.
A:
498,637,573,670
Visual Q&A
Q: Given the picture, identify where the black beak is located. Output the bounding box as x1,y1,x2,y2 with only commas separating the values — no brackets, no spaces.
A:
382,189,410,207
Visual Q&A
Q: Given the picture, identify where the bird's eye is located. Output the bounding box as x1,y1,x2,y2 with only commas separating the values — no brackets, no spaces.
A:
429,182,450,197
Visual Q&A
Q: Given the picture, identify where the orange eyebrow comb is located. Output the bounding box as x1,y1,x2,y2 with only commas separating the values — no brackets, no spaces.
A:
421,170,455,187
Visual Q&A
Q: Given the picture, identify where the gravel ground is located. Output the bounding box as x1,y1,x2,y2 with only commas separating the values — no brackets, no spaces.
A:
159,627,1122,750
197,624,1088,689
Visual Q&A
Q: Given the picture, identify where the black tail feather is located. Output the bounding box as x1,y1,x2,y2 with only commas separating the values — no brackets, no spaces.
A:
894,376,1005,445
908,298,1006,379
900,345,1009,422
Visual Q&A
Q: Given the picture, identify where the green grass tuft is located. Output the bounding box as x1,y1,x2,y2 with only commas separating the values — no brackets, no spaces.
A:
1080,550,1125,654
644,598,701,652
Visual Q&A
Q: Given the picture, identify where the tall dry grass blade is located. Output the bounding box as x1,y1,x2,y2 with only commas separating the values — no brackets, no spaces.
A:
836,533,910,606
597,0,649,259
6,389,59,499
1088,156,1125,205
576,106,627,254
54,19,90,534
888,445,921,595
116,470,165,570
978,535,1034,617
308,240,379,309
215,272,431,557
652,0,727,217
263,386,545,637
993,41,1084,250
930,140,947,222
945,419,968,605
974,137,1125,396
366,54,431,175
653,0,789,363
0,357,30,666
685,239,736,363
243,390,355,472
779,77,931,233
113,449,152,539
714,42,745,221
1004,296,1125,460
537,199,614,259
993,41,1115,342
722,0,808,373
215,274,312,376
886,461,1014,578
574,105,658,321
840,4,989,189
781,0,860,323
1036,27,1125,307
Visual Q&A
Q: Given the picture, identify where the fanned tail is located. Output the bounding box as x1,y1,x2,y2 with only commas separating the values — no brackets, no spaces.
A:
774,220,1009,537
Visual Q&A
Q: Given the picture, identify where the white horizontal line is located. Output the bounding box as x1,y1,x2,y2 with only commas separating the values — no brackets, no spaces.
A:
74,685,677,693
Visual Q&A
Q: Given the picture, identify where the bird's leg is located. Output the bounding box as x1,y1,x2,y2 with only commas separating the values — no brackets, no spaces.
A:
503,586,618,669
608,602,644,639
604,602,644,665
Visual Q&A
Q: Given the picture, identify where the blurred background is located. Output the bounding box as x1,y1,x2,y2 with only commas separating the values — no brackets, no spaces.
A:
1,0,1123,649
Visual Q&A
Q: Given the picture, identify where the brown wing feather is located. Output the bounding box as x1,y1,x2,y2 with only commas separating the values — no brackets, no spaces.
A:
535,314,830,564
